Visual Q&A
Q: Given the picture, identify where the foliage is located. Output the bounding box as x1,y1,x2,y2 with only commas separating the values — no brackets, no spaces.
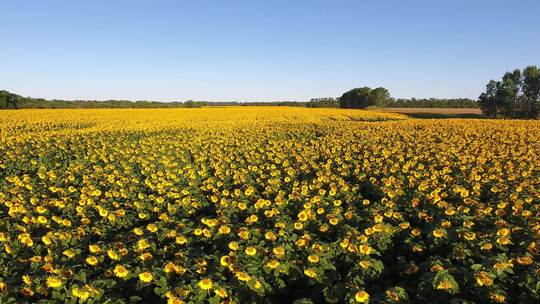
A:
0,107,539,303
339,87,391,109
479,66,540,119
387,98,478,108
0,90,19,109
0,91,206,109
306,98,340,108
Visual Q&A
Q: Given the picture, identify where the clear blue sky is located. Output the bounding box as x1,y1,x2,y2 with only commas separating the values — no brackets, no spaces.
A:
1,0,539,102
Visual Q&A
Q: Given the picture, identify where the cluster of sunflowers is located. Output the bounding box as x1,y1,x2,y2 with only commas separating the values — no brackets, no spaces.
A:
0,107,538,303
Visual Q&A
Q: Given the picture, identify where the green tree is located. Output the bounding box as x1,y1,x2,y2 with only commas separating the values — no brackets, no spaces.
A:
368,87,391,107
479,66,539,119
340,87,371,108
498,69,521,117
0,90,19,109
339,86,391,109
478,81,499,118
521,66,540,118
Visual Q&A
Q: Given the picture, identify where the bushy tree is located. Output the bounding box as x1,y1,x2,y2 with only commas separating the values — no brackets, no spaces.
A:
479,66,540,119
0,90,20,109
522,66,540,118
368,87,391,107
339,86,391,108
478,81,499,118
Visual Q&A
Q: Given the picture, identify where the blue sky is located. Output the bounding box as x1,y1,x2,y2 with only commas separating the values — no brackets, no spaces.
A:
1,0,539,102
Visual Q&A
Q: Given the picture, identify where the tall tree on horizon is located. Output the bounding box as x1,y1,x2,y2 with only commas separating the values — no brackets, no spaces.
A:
479,66,539,119
0,90,19,109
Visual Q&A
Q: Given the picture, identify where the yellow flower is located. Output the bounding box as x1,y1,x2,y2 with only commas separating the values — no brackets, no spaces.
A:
497,228,510,236
220,255,232,267
167,297,185,304
267,259,280,269
355,290,370,303
63,249,76,259
475,271,493,286
359,245,373,255
308,255,320,263
41,236,52,245
107,250,119,260
46,276,63,288
198,278,213,290
433,229,445,238
273,246,285,257
139,272,153,283
215,287,227,297
137,239,150,251
489,292,506,303
89,244,102,253
436,280,453,290
218,226,231,234
86,255,99,266
359,260,370,269
37,216,48,224
516,256,533,265
20,236,34,247
236,272,251,281
134,227,144,236
114,265,129,278
147,223,158,233
496,236,511,245
245,246,257,256
229,241,239,251
304,268,317,278
175,235,187,245
72,287,90,300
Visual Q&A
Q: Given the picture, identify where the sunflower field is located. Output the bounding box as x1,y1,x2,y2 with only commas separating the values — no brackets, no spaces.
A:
0,107,539,304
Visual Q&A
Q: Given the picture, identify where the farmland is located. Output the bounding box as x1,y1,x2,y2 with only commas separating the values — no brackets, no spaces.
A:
0,107,539,303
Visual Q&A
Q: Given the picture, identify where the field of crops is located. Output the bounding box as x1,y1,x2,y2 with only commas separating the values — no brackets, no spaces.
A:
0,107,539,304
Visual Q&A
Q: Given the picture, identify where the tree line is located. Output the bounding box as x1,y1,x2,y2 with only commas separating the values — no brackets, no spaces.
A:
3,65,539,118
478,66,540,119
0,92,207,109
387,98,478,108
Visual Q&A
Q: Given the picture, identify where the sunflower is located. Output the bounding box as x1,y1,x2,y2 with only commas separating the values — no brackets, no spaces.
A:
198,278,213,291
432,229,445,238
236,272,251,282
359,245,373,255
354,290,369,303
72,287,90,300
304,268,317,278
266,260,280,269
114,265,129,278
175,235,187,245
89,244,102,253
46,276,62,288
308,255,320,263
139,272,153,283
86,256,99,266
245,246,257,256
215,287,227,298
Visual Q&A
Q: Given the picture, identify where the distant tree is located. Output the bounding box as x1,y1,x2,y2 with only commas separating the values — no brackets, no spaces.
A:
521,66,540,118
307,98,339,108
478,81,499,118
388,98,478,108
184,100,201,108
479,66,539,119
498,69,521,117
368,87,391,107
339,87,372,108
0,90,19,109
339,87,392,108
